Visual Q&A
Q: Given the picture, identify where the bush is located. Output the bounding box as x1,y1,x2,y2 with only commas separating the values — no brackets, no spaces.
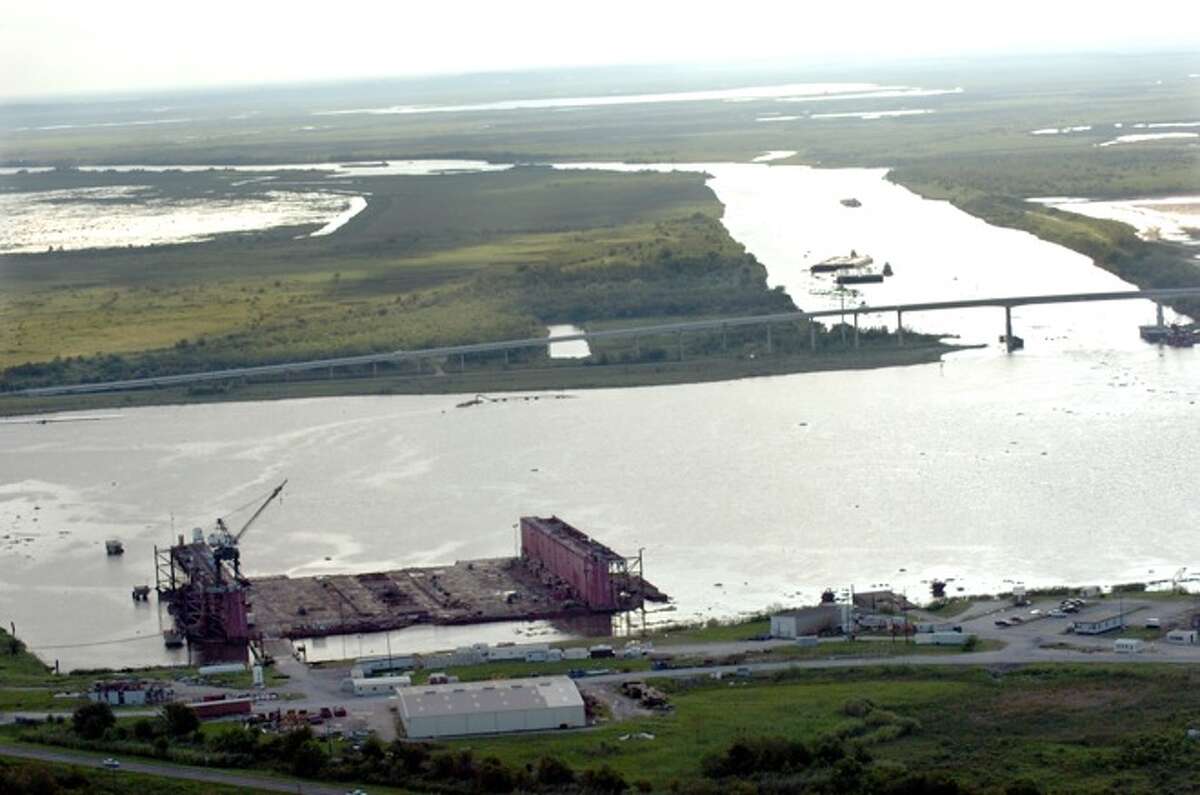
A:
881,773,975,794
207,725,259,756
579,764,629,793
702,737,814,779
841,698,875,718
289,739,327,778
132,718,156,741
71,702,114,740
535,755,576,787
476,756,515,793
161,703,200,737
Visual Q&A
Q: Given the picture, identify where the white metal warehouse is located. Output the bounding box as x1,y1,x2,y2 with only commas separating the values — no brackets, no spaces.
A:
396,676,585,739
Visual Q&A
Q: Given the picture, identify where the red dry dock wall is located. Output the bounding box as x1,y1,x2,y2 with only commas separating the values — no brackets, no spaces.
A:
213,589,250,641
520,516,620,610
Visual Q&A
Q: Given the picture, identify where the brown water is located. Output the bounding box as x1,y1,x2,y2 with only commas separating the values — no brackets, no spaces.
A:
2,160,1197,670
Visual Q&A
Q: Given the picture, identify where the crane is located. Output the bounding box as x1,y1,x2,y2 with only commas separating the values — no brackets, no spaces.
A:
210,480,288,580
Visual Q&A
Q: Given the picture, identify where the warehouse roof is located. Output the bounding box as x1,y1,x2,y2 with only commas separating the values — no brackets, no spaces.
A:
396,676,582,719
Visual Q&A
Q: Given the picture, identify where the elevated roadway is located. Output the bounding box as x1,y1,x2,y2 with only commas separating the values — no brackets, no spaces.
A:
8,287,1200,398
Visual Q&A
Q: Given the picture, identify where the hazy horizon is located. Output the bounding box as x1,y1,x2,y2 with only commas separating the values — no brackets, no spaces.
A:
3,0,1199,102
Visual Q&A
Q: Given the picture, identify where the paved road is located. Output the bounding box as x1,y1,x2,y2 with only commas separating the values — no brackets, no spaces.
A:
0,741,348,794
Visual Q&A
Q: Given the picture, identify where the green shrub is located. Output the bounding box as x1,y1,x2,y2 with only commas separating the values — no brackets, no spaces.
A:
71,702,113,740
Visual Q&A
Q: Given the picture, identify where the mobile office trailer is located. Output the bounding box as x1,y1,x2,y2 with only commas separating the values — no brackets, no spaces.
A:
1113,638,1145,654
1072,614,1126,635
1167,629,1198,645
351,675,412,696
914,632,972,646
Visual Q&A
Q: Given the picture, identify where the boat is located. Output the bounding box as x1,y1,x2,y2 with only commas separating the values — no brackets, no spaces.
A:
810,252,873,273
105,539,124,556
836,273,884,285
999,334,1025,350
1140,325,1170,343
1166,326,1197,348
840,198,862,208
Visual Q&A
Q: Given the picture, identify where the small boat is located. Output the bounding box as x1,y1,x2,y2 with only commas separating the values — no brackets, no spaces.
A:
999,335,1025,350
840,198,862,208
811,252,873,273
105,539,124,556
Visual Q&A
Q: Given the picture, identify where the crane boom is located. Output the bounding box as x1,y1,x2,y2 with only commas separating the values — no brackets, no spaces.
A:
235,480,287,543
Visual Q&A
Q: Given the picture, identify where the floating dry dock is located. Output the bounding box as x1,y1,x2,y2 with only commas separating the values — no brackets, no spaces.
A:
244,516,665,640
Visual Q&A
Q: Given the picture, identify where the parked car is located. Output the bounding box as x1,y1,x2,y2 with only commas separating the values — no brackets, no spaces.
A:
1009,616,1024,624
333,705,347,717
567,668,587,679
1145,618,1161,629
994,619,1011,627
1049,609,1067,618
101,758,120,770
319,707,333,719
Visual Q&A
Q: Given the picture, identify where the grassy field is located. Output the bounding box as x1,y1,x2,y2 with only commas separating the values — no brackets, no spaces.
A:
447,664,1200,792
1,165,824,398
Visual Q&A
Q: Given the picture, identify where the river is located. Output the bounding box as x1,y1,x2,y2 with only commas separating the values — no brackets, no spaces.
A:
2,158,1197,670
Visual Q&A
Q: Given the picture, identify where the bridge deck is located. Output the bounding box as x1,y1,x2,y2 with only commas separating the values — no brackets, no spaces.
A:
7,288,1199,397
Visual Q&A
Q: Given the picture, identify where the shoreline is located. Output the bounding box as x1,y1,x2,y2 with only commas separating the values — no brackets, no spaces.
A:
0,341,958,418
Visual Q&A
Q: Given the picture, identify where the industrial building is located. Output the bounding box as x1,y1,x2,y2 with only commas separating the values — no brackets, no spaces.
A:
88,681,172,706
852,590,915,613
770,605,843,639
1073,614,1127,635
395,676,585,739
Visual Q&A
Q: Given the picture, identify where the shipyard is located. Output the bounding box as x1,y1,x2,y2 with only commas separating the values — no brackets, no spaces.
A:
151,491,666,664
2,15,1200,793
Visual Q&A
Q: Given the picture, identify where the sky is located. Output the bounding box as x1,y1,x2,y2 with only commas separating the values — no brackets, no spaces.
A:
2,0,1198,100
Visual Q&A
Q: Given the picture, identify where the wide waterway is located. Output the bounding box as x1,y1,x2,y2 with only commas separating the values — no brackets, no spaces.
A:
1,157,1197,670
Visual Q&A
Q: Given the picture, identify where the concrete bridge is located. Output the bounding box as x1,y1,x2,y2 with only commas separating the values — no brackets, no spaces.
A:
7,287,1200,398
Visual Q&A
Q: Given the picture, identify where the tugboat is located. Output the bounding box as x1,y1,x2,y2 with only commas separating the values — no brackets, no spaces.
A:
999,334,1025,350
1166,325,1196,348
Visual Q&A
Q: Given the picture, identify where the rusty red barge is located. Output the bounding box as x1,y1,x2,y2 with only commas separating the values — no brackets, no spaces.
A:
157,513,666,650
